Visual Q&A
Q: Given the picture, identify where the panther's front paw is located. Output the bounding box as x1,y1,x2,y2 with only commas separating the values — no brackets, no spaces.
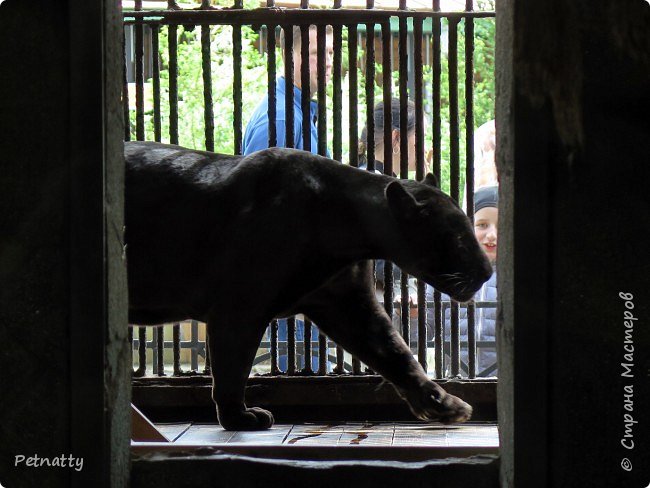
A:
403,381,473,424
218,406,275,431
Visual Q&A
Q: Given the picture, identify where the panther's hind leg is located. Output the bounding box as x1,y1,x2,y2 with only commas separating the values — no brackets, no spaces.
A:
299,262,472,424
205,315,274,431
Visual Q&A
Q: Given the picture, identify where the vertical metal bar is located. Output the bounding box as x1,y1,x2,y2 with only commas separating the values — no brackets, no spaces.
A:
448,17,461,376
448,20,460,203
136,327,147,376
201,24,215,151
413,19,425,182
152,328,158,375
151,25,162,142
352,357,361,375
398,23,408,177
432,0,443,379
270,320,279,375
168,24,179,145
350,23,360,373
300,24,311,152
122,28,131,141
128,327,134,371
412,16,428,369
303,318,312,374
151,327,158,374
318,330,328,375
336,345,345,374
233,23,243,155
434,290,443,377
191,320,199,371
348,24,358,167
283,25,295,148
134,0,145,141
287,316,296,375
365,22,375,172
267,24,277,148
317,24,327,157
398,12,409,347
173,323,182,376
381,22,392,177
332,22,343,161
465,0,476,378
156,327,165,376
381,22,394,323
203,333,211,374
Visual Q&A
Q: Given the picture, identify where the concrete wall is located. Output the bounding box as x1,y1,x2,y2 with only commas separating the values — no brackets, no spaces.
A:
0,1,129,487
497,0,650,486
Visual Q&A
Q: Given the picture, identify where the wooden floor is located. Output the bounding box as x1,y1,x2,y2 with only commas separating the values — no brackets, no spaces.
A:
132,421,499,461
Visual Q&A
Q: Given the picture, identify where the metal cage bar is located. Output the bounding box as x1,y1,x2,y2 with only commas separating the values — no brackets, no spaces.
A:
348,24,358,168
397,10,410,348
134,0,145,141
287,316,297,375
152,25,162,142
168,23,179,145
267,24,278,148
201,23,215,151
122,30,131,141
270,319,279,375
123,3,496,381
464,0,477,379
332,21,343,162
283,25,295,148
300,24,311,152
448,17,461,377
233,23,243,155
364,22,375,172
317,24,328,157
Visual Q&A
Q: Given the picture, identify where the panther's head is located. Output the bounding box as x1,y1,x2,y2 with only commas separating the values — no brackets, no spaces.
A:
386,174,493,302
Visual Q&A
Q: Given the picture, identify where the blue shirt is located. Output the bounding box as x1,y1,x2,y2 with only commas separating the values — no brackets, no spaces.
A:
242,77,324,156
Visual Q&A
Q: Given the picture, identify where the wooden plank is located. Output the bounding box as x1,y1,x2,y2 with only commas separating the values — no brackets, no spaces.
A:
392,429,448,447
283,424,343,446
174,424,236,444
445,424,499,447
392,422,449,447
289,423,347,434
338,422,394,446
228,425,293,445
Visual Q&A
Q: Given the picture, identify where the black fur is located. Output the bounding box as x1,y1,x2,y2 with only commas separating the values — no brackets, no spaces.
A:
125,141,492,430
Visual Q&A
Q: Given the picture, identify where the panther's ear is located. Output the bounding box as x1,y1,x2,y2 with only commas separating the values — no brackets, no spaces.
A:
386,180,424,221
423,173,439,188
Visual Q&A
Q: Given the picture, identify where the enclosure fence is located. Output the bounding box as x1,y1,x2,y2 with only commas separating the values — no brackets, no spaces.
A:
123,0,497,381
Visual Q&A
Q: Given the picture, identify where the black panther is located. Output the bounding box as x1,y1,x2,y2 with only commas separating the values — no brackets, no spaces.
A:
125,141,492,431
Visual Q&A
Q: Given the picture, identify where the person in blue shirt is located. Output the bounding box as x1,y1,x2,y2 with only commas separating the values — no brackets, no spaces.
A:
243,24,333,373
242,25,333,155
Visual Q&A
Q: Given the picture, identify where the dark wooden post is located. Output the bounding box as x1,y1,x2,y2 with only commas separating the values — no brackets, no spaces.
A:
0,1,129,487
497,0,650,486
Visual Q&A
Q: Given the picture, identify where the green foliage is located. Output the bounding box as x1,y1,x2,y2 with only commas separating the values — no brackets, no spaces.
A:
128,11,495,202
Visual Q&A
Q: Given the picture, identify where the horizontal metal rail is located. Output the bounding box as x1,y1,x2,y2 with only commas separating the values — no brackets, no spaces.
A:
124,8,495,26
